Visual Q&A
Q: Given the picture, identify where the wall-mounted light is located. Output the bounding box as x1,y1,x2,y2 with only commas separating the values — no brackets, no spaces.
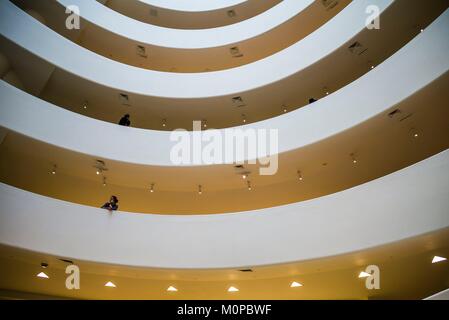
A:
350,153,358,164
150,183,155,193
198,185,202,195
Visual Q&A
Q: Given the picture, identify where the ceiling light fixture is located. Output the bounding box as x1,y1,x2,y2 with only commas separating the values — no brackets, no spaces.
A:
297,170,303,181
242,114,247,123
432,256,447,264
290,281,303,288
228,286,239,292
350,153,358,164
198,185,202,195
102,177,107,187
51,164,57,175
167,286,178,292
410,128,419,138
82,101,88,110
150,183,155,193
105,281,116,288
203,120,207,128
247,181,252,191
37,272,49,279
162,119,167,127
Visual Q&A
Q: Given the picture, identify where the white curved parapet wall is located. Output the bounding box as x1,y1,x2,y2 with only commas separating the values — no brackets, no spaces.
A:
0,149,448,269
138,0,247,12
59,0,314,49
0,0,390,98
1,8,448,167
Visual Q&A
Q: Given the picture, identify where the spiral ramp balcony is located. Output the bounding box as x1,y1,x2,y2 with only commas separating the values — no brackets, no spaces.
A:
0,0,448,300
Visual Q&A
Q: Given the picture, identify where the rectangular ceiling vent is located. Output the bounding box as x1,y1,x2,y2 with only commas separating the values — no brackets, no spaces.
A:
230,46,243,58
387,108,401,118
232,96,246,107
136,45,148,58
119,93,131,106
238,269,253,273
227,10,237,18
59,258,74,264
321,0,339,10
387,108,413,122
149,8,158,17
348,41,367,56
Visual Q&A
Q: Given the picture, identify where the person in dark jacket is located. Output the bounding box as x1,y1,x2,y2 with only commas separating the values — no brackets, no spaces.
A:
101,195,119,211
118,114,131,126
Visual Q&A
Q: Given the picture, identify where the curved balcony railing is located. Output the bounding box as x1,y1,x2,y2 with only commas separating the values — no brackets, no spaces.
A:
0,149,448,269
102,0,282,29
1,8,448,167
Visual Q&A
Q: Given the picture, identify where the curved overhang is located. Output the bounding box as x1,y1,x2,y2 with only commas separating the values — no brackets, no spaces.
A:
0,149,448,269
1,9,448,168
102,0,283,29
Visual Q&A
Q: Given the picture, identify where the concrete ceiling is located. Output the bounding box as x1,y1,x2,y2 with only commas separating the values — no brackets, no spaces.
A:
104,0,282,29
0,228,448,299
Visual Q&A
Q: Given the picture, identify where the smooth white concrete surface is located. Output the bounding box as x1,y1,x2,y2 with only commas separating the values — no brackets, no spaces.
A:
0,0,392,98
59,0,313,49
0,149,448,269
1,8,448,166
425,288,449,300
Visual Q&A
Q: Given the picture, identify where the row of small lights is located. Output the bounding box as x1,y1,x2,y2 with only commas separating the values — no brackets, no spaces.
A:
80,57,385,128
50,127,421,192
78,26,430,129
36,256,446,292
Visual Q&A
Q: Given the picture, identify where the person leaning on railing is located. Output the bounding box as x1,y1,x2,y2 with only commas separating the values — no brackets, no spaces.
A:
101,195,119,211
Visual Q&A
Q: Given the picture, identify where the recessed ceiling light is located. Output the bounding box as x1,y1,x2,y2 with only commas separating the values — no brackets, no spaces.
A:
432,256,447,264
167,286,178,292
290,281,303,288
228,286,239,292
198,185,202,195
37,272,49,279
358,271,370,278
297,170,303,181
105,281,116,288
150,183,155,193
